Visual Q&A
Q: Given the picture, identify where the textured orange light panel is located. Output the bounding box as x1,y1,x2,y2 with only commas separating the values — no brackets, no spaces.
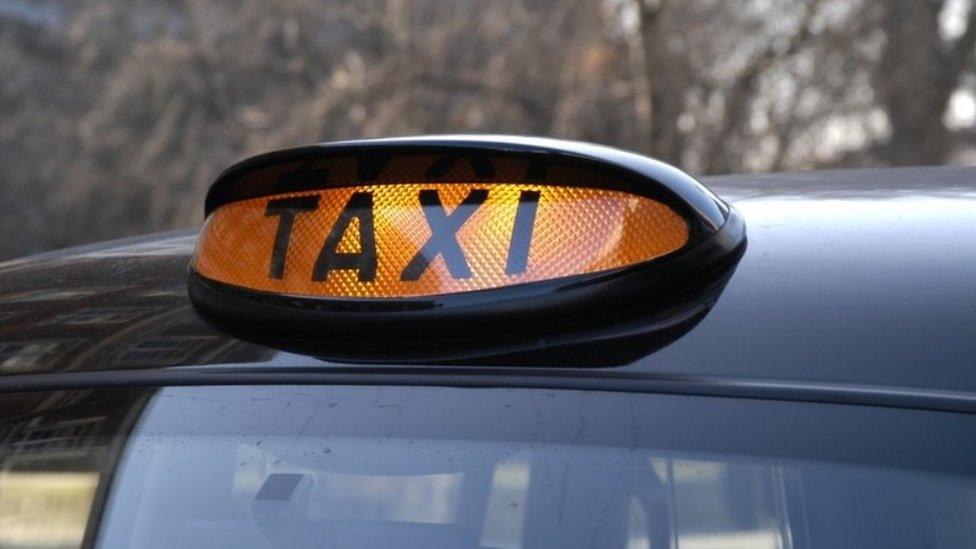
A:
193,184,689,298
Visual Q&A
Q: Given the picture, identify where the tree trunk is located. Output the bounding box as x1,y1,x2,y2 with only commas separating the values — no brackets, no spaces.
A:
875,0,971,165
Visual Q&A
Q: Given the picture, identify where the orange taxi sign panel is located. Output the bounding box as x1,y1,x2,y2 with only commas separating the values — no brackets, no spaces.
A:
193,183,689,298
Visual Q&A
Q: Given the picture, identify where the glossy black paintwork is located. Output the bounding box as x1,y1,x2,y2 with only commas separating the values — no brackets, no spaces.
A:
0,232,274,373
0,166,973,394
679,166,975,391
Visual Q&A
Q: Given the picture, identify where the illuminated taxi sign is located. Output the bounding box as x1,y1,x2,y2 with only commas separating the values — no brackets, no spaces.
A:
188,136,745,340
193,184,689,298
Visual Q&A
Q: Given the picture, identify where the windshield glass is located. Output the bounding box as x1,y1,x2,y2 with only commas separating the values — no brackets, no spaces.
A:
5,385,971,549
102,432,976,549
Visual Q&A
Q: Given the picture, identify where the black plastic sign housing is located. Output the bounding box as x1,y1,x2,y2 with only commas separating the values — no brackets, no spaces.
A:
188,135,746,358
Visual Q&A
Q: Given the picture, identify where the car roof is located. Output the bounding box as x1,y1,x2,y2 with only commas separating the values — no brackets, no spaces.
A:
0,166,973,409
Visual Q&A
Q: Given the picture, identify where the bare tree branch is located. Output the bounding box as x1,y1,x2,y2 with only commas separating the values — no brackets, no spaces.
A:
703,0,825,174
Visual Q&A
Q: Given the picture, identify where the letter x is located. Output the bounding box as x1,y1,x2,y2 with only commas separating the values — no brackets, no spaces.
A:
401,189,489,281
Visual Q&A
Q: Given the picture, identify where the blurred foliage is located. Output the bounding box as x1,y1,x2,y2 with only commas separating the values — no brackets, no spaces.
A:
0,0,974,259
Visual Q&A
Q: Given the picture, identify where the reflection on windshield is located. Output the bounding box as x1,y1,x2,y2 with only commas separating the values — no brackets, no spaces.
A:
88,386,976,549
0,390,150,549
2,386,976,548
98,436,976,549
0,471,98,547
103,438,800,548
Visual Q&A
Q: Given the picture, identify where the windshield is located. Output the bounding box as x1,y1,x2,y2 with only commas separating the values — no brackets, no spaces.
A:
2,385,974,549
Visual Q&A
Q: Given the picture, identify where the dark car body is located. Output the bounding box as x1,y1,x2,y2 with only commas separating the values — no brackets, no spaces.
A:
0,166,973,548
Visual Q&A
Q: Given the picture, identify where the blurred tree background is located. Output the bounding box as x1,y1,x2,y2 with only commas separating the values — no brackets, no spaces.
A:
1,0,974,259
